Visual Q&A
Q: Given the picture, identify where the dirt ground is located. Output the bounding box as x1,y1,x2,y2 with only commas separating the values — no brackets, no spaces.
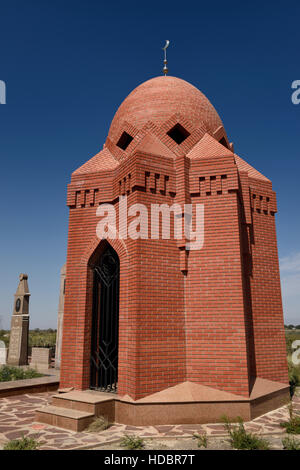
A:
92,433,300,451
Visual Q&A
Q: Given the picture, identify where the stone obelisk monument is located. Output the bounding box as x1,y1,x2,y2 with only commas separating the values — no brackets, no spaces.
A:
7,274,30,366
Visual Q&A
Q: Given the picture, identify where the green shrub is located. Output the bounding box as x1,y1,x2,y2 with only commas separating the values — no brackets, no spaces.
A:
222,415,270,450
280,403,300,434
286,331,300,355
86,416,110,432
285,331,300,396
0,330,57,349
288,361,300,397
4,436,40,450
120,434,144,450
282,436,300,450
193,432,208,448
29,330,56,348
0,365,43,382
0,330,9,348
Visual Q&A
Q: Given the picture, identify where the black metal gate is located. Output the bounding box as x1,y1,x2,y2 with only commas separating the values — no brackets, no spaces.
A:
90,246,120,392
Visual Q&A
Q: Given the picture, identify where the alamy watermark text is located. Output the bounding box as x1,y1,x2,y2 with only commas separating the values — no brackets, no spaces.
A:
0,80,6,104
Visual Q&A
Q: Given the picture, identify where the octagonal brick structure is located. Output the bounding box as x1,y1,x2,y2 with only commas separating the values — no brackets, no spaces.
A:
59,76,289,412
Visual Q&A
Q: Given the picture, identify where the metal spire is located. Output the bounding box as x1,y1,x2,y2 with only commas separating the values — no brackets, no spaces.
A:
162,40,170,76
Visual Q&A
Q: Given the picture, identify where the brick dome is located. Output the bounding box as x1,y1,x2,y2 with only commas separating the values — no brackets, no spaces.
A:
108,76,226,144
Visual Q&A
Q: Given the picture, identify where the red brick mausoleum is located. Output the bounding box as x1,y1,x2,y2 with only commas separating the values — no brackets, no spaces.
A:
38,76,289,429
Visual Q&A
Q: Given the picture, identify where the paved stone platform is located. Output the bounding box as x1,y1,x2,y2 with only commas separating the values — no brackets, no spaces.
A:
0,392,299,450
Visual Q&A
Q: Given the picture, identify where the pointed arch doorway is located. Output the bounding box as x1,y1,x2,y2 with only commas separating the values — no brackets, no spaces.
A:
90,244,120,392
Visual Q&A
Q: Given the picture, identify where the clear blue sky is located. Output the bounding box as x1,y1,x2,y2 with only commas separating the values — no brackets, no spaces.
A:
0,0,299,329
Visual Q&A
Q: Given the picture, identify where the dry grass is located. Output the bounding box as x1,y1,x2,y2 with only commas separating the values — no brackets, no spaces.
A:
86,416,111,432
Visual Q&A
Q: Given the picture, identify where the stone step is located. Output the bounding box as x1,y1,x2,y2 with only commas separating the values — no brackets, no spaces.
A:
52,396,96,413
51,391,116,421
52,390,115,405
36,405,95,432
